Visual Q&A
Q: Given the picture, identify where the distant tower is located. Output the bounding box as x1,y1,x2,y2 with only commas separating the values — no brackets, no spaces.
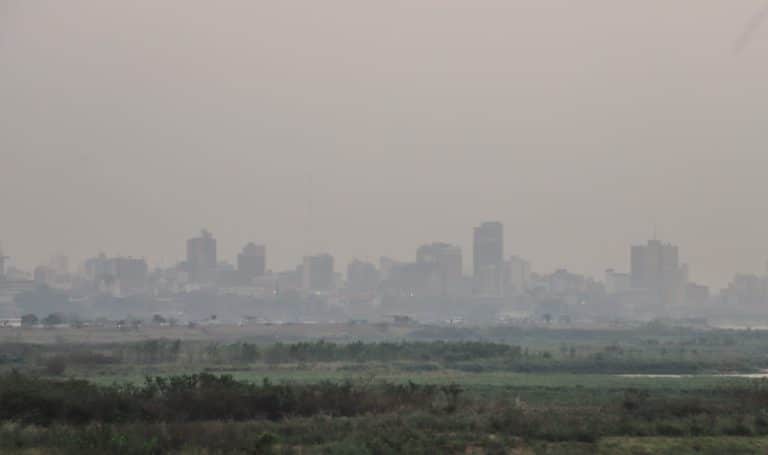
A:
186,229,217,283
417,242,463,296
302,254,334,292
238,243,266,280
417,242,463,281
110,257,149,294
630,239,685,306
473,222,504,296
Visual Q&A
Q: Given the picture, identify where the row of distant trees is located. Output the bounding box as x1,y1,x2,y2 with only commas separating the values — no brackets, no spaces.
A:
20,313,65,327
111,339,522,365
19,313,175,329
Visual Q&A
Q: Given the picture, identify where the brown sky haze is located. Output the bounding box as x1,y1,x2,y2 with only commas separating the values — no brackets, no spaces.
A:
1,1,767,288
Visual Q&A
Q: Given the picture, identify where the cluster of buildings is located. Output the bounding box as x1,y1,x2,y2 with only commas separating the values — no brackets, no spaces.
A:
605,240,699,318
1,225,768,324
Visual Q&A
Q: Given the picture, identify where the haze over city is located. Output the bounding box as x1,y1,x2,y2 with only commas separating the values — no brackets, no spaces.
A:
6,3,768,454
3,1,768,290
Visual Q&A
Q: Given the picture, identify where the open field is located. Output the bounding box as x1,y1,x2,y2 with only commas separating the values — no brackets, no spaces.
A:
0,319,742,345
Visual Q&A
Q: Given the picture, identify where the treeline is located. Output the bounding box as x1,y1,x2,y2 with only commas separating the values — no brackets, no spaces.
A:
5,372,768,453
3,339,756,375
26,340,523,366
0,371,461,426
6,370,768,430
262,340,518,364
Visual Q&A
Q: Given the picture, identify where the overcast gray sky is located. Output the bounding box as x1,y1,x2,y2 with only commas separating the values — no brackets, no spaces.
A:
1,1,767,288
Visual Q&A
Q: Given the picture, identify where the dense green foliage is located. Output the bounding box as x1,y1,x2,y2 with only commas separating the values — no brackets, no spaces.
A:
0,371,460,425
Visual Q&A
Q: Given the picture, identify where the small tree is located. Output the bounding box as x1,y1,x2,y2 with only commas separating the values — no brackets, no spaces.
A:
42,313,64,327
44,356,67,376
21,314,38,327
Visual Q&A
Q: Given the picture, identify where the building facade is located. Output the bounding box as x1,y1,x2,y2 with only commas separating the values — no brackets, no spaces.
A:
186,230,217,284
630,239,686,307
473,222,504,296
417,242,463,296
302,254,334,292
237,243,266,280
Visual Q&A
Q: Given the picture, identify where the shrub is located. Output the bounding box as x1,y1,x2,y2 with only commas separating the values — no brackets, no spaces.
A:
44,357,68,376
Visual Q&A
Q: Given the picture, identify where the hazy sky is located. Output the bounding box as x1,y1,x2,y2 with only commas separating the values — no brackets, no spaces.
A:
1,1,767,288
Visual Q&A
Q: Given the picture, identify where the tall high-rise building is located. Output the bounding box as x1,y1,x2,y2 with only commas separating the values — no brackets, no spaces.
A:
111,257,148,294
238,243,266,279
84,253,110,281
417,243,462,280
84,254,147,294
630,239,686,306
506,256,531,295
302,254,334,292
186,229,217,283
473,222,504,296
417,242,463,296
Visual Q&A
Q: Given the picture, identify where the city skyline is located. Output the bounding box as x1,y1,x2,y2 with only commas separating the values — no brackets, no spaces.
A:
3,1,768,289
1,223,764,294
3,3,768,452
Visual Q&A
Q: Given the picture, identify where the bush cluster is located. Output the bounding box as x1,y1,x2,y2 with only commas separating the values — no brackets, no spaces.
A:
0,371,461,425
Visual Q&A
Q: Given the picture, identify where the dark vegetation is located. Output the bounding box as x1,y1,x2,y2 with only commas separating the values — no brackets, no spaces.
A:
0,371,462,425
0,334,762,375
1,371,768,453
3,328,768,453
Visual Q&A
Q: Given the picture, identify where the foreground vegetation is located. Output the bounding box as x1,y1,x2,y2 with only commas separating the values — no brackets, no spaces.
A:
3,327,768,378
2,327,768,453
2,371,768,453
